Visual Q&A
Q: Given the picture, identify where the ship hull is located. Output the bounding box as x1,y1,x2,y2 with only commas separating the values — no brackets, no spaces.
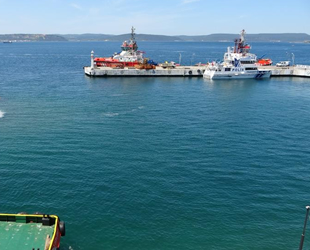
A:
204,70,271,80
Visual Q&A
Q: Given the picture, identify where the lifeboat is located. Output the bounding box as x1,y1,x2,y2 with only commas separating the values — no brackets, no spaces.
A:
257,58,273,66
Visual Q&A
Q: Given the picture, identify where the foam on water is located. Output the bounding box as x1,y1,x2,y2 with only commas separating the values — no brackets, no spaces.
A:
103,107,144,117
111,94,126,97
103,112,119,117
0,110,5,118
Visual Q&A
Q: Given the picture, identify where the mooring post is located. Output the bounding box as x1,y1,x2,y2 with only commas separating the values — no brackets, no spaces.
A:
299,206,310,250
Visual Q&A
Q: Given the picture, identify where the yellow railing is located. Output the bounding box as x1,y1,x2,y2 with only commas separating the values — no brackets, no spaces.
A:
0,213,59,250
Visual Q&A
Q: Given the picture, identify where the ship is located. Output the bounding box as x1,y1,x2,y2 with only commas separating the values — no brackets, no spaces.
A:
0,213,65,250
203,30,271,79
94,27,145,68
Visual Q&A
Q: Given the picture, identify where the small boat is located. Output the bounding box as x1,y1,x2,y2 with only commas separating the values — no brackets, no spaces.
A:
203,30,271,80
257,58,272,66
0,213,65,250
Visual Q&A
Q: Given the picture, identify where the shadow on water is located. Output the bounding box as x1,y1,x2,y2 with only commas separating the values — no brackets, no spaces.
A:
271,76,310,84
84,75,202,89
203,77,267,90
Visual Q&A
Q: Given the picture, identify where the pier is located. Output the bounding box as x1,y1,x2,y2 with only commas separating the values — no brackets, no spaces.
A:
84,65,206,77
84,64,310,78
258,65,310,78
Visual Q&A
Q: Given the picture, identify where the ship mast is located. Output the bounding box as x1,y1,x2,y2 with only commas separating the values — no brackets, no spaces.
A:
240,29,245,43
234,29,249,54
130,26,138,51
131,26,136,43
237,29,245,53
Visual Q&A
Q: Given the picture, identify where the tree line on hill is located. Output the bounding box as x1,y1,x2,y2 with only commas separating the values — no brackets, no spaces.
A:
1,33,309,42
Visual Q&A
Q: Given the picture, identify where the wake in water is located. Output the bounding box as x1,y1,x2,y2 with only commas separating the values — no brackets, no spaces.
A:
103,106,145,118
103,112,119,117
0,110,5,118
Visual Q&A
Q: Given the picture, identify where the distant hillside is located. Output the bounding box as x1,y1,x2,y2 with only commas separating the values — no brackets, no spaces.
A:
1,33,310,42
0,34,67,42
61,33,112,41
179,33,310,42
63,33,310,42
61,33,182,42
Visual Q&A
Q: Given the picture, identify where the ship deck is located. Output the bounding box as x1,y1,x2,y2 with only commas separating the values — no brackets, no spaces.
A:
0,221,54,250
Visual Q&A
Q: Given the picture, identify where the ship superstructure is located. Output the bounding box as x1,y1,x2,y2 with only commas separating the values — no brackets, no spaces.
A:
94,27,144,68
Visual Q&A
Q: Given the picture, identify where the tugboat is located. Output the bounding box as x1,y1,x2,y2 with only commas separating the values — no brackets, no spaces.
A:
94,27,145,68
203,30,271,79
0,213,65,250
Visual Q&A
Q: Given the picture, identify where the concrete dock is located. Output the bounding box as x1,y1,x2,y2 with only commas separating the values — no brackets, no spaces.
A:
258,65,310,78
84,65,206,77
84,64,310,78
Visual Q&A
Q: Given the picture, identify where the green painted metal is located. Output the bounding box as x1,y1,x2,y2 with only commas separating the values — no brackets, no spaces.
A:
0,221,54,250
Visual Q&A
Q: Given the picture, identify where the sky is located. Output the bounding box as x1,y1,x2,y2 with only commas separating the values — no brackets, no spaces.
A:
0,0,309,35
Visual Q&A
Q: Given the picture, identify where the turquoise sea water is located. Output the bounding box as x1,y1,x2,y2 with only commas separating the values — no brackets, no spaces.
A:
1,41,310,249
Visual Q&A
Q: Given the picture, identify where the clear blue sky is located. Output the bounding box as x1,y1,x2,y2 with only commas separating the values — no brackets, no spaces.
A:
0,0,309,35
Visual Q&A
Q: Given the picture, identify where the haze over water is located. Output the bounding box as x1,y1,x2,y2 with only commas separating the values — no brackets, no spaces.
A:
1,41,310,249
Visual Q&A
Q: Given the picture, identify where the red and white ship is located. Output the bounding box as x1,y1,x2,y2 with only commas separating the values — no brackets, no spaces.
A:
94,27,144,68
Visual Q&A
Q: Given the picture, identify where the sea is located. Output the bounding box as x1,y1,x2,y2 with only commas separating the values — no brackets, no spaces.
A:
0,41,310,250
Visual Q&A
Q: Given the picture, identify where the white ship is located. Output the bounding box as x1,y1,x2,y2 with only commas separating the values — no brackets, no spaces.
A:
203,30,271,80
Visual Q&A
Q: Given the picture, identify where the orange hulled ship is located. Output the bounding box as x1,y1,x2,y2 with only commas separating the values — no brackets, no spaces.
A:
94,27,145,68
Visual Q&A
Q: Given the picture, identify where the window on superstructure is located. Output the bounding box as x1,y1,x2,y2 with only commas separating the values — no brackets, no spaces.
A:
241,61,252,64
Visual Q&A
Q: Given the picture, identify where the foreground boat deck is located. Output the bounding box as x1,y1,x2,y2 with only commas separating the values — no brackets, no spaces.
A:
0,221,54,250
0,213,64,250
